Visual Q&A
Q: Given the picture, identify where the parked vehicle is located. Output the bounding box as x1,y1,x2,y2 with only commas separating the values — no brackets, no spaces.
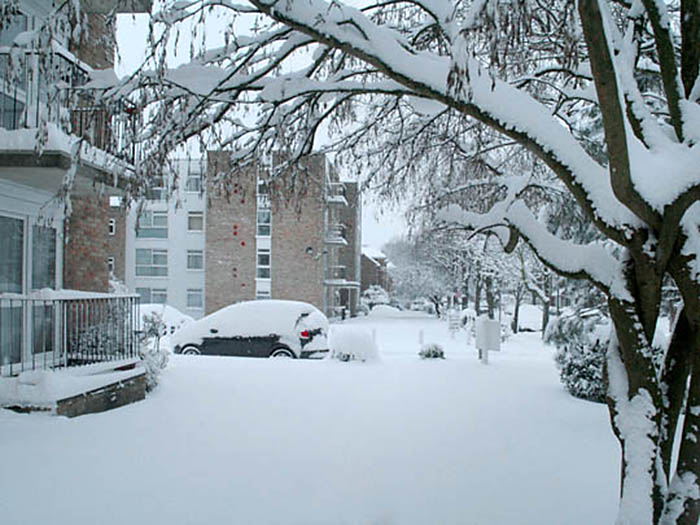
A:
171,300,330,359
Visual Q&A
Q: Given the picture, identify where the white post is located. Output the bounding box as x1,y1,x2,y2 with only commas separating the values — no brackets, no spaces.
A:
372,328,377,343
481,347,489,365
419,329,424,345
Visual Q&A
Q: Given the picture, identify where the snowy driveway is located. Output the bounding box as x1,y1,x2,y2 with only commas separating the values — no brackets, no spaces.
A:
0,313,620,524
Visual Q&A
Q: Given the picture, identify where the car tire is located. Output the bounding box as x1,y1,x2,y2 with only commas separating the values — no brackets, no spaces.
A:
269,347,295,358
181,345,201,355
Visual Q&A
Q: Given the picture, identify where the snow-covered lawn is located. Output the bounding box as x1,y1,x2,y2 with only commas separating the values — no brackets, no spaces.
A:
0,312,620,524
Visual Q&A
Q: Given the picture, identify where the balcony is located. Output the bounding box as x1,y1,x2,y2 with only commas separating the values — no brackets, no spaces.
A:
326,182,348,206
328,265,347,280
0,47,139,192
0,291,139,377
325,223,348,245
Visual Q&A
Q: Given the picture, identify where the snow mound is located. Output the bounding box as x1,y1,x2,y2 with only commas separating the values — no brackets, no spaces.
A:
139,304,194,336
517,304,543,332
367,305,404,318
330,325,380,362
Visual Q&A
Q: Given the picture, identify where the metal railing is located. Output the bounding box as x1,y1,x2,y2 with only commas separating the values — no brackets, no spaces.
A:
325,223,348,244
328,265,347,280
0,293,139,377
327,183,348,204
0,47,139,164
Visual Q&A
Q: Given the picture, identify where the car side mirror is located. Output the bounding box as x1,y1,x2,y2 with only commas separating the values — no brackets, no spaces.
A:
210,328,219,334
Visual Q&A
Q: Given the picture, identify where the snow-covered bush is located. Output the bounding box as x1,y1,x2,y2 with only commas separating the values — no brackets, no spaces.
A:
360,285,390,310
138,313,169,391
329,326,380,362
418,343,445,359
545,309,610,403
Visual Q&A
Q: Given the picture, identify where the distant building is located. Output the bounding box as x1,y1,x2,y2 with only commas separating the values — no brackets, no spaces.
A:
124,153,362,319
205,152,361,318
361,247,392,293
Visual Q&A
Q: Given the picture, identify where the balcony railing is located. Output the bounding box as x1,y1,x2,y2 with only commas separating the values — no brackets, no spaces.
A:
325,223,348,245
328,265,347,280
0,47,139,165
326,183,348,205
0,292,139,377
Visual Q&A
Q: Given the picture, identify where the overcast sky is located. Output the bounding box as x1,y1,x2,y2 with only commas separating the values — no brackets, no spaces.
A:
115,12,407,253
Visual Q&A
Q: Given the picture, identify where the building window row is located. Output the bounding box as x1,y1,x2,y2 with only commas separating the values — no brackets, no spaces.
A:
136,287,167,304
135,248,168,277
187,250,203,270
136,211,168,239
188,211,204,232
256,248,270,279
187,288,203,309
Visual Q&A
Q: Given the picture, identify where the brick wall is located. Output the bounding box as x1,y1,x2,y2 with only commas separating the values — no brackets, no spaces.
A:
205,152,257,314
71,14,115,69
271,186,326,311
64,195,110,292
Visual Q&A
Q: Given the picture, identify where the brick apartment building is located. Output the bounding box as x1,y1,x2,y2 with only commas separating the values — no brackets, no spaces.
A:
124,153,361,319
205,152,361,318
0,1,150,385
361,247,392,293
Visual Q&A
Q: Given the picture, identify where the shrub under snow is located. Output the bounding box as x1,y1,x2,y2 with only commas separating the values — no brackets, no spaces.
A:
545,309,610,403
329,326,380,362
418,343,445,359
138,312,169,391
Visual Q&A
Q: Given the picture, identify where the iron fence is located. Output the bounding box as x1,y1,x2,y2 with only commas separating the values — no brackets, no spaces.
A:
0,293,139,377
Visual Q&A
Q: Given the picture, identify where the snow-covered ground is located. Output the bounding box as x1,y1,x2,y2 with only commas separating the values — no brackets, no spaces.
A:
0,312,620,524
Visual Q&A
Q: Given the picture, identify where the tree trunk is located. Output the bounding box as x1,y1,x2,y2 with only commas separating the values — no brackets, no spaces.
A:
512,286,522,333
485,275,496,320
474,274,482,315
606,293,700,524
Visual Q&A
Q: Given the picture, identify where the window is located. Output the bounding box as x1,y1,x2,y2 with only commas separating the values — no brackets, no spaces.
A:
31,225,56,290
256,248,270,279
136,287,167,304
256,209,271,237
107,257,115,273
146,176,166,201
188,211,204,232
0,216,23,294
187,250,203,270
108,218,116,236
152,289,167,304
109,196,122,208
136,211,168,239
135,287,151,303
187,289,203,309
135,248,168,276
185,174,202,193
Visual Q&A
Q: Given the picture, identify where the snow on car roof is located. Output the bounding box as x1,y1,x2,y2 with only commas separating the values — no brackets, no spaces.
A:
173,300,327,342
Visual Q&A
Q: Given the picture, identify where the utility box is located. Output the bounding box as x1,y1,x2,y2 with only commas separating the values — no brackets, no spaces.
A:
476,316,501,353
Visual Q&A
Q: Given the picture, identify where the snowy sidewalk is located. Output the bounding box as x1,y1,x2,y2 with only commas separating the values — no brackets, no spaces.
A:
0,314,620,524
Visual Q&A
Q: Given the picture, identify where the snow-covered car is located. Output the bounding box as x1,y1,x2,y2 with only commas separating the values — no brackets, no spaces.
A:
170,300,330,359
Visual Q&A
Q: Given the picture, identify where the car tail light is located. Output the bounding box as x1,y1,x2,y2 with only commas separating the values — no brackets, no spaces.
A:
300,330,310,339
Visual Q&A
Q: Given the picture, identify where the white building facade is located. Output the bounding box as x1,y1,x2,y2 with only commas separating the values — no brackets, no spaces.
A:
125,159,207,319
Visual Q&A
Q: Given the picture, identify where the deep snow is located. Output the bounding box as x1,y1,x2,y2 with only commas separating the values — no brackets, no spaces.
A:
0,312,620,524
